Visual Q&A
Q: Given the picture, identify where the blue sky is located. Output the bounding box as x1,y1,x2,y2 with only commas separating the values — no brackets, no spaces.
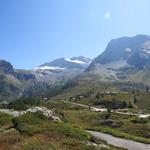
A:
0,0,150,69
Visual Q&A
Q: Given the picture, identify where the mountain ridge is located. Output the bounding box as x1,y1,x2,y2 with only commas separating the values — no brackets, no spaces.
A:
86,35,150,85
90,34,150,68
0,35,150,102
0,56,91,102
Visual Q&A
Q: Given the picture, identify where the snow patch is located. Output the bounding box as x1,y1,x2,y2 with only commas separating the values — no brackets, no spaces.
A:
142,49,150,55
125,48,132,53
33,66,65,70
65,58,87,64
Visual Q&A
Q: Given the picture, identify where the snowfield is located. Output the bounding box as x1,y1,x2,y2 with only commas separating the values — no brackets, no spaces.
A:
65,58,87,64
33,66,65,70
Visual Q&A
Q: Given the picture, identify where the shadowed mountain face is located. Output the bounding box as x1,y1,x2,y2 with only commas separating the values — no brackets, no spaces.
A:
0,60,36,80
0,60,36,102
86,35,150,85
91,35,150,68
0,60,14,74
0,57,91,102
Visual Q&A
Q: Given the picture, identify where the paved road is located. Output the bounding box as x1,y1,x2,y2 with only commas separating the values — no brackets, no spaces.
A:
87,130,150,150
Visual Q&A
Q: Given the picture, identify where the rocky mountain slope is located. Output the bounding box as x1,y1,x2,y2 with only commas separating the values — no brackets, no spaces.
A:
53,35,150,100
0,35,150,102
0,56,91,102
0,60,36,102
87,35,150,85
32,56,91,85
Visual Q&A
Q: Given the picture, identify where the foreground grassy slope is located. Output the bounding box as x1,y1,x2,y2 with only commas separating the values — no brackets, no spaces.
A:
42,100,150,144
0,111,124,150
0,95,149,149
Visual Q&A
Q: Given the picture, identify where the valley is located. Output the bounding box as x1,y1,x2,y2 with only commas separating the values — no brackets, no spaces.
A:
0,35,150,150
0,96,149,149
1,0,150,149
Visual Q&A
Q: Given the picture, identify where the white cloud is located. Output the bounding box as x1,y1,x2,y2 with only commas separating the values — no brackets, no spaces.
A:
104,12,111,19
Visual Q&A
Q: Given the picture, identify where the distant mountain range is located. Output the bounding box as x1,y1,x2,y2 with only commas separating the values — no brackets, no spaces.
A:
39,56,91,69
32,56,91,84
0,56,91,102
0,35,150,102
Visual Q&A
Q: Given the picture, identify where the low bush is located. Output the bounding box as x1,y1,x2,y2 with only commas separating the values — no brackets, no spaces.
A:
131,118,148,124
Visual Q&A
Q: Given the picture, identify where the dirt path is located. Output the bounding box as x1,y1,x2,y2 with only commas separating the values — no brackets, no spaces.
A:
66,101,150,118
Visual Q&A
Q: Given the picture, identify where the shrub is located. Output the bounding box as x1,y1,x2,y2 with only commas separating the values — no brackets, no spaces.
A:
131,118,148,124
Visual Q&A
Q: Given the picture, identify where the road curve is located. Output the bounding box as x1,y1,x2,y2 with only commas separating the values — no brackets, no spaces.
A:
67,101,150,118
87,130,150,150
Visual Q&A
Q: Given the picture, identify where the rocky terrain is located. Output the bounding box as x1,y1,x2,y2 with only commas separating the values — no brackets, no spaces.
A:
87,35,150,85
0,35,150,103
32,56,91,84
0,60,36,102
0,106,61,121
0,56,91,102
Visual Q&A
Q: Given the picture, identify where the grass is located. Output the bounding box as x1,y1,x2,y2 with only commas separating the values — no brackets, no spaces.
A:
13,112,90,140
60,108,150,144
0,112,14,129
0,108,125,149
42,99,150,143
135,93,150,112
7,98,150,144
0,132,22,150
16,134,100,150
1,97,149,149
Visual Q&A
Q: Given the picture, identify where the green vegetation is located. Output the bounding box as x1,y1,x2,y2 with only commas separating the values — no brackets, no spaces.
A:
66,91,150,112
0,110,124,150
62,109,150,143
8,97,40,110
0,70,21,102
0,112,14,129
13,112,90,141
41,100,150,144
135,93,150,112
0,92,149,149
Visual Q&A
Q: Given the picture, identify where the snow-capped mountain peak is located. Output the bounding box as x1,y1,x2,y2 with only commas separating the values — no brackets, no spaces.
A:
32,56,91,80
36,56,91,70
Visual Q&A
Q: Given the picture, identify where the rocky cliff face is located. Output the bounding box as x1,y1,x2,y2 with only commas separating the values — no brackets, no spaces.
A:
0,60,15,74
91,35,150,68
0,60,36,81
0,60,36,102
15,70,36,80
86,35,150,85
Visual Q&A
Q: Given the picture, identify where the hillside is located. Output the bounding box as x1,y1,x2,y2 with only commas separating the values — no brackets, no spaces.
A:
32,56,91,85
0,57,91,102
0,60,36,102
87,35,150,85
53,35,150,103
